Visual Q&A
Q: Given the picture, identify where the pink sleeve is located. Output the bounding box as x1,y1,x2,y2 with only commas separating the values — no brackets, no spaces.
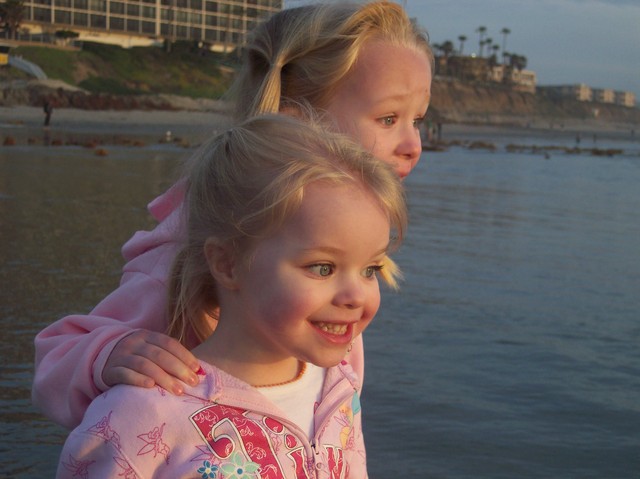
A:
32,242,178,429
54,388,148,479
32,186,186,429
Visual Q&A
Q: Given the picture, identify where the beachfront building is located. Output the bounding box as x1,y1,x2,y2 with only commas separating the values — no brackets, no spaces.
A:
540,83,593,102
592,88,615,104
487,64,536,93
10,0,282,50
539,83,637,108
504,66,536,93
615,90,636,108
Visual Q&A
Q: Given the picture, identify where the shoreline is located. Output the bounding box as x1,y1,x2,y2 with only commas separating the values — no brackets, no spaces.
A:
1,105,637,145
0,105,231,130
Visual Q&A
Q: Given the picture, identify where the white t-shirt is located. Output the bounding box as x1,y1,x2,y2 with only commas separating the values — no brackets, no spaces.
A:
258,363,326,438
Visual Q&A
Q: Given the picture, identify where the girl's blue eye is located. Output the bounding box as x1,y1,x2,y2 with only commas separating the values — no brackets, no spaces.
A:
310,264,334,277
363,265,383,279
379,116,395,126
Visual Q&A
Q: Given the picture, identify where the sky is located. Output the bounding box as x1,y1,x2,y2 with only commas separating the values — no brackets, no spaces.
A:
285,0,640,98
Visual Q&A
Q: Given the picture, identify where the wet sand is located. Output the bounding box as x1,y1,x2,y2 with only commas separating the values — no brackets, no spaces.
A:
1,105,636,148
0,105,231,136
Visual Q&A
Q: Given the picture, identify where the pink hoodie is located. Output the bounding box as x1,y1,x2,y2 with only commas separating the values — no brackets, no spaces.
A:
56,360,368,478
32,184,365,429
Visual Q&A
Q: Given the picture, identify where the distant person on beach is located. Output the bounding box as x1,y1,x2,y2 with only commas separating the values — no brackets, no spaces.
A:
43,100,53,127
56,114,406,478
33,1,433,430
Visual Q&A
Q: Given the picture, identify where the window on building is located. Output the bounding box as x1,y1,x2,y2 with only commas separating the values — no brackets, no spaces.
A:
204,28,219,42
89,0,107,12
110,16,125,30
141,20,155,33
126,4,139,16
126,18,140,32
110,2,124,14
141,6,155,18
176,24,188,38
54,10,72,24
33,6,51,21
91,14,107,28
73,11,88,25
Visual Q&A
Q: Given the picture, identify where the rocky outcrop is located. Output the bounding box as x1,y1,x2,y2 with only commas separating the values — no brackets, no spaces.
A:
2,77,638,127
1,79,178,110
429,78,640,127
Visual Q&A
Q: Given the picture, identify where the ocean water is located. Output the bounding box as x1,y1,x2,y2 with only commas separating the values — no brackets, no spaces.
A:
1,124,638,478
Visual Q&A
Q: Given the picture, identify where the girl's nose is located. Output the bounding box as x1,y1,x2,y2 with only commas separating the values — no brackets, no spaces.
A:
334,275,366,309
397,125,422,161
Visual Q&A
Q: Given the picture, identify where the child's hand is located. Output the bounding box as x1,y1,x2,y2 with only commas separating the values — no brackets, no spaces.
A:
103,330,200,395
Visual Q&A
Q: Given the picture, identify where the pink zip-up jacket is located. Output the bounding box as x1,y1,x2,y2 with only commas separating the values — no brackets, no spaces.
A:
32,183,365,429
56,360,368,479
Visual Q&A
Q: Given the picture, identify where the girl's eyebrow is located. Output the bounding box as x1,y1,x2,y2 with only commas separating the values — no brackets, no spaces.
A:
300,245,390,258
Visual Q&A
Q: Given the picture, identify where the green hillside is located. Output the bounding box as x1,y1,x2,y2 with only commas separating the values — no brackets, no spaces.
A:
11,41,236,99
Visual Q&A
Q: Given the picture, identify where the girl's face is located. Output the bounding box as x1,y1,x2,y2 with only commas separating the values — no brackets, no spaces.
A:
325,40,432,179
216,181,390,385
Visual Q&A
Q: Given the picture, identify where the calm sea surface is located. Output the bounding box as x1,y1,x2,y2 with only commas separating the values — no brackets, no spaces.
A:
1,122,639,478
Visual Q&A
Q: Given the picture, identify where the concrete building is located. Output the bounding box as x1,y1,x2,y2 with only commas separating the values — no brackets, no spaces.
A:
14,0,282,50
592,87,615,104
540,84,593,102
487,64,536,93
615,90,636,107
507,68,536,93
539,83,636,108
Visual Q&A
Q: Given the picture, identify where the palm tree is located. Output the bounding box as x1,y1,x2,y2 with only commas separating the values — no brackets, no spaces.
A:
500,28,511,64
0,0,25,39
441,40,455,59
510,54,527,71
458,35,467,55
476,26,487,56
489,44,500,67
485,37,493,58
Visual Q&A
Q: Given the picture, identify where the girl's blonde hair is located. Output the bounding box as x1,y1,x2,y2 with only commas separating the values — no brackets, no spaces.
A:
167,114,407,346
230,1,434,120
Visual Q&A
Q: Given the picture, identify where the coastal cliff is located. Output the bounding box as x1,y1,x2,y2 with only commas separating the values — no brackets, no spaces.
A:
428,78,640,128
1,69,638,129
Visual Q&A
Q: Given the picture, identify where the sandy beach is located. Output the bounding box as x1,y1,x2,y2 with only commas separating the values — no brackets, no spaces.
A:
1,104,637,147
0,105,231,132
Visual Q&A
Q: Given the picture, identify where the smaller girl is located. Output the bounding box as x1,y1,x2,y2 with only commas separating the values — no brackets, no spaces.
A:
56,114,407,478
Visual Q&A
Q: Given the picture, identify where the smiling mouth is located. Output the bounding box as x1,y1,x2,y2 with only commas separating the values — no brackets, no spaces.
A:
315,322,349,335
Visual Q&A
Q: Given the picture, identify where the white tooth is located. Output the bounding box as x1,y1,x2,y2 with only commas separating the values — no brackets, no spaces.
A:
317,322,347,334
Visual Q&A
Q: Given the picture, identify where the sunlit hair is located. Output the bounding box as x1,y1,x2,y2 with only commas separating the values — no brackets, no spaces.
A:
230,1,434,120
167,114,407,346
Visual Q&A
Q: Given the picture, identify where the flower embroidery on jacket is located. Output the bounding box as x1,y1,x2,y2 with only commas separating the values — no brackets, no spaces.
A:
113,454,138,479
60,454,95,479
220,451,259,479
137,423,170,464
197,460,219,478
87,411,121,450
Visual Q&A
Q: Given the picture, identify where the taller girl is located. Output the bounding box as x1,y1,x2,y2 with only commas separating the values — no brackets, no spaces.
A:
33,1,433,429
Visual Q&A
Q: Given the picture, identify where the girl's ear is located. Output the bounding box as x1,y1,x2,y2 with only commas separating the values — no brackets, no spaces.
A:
204,238,239,290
